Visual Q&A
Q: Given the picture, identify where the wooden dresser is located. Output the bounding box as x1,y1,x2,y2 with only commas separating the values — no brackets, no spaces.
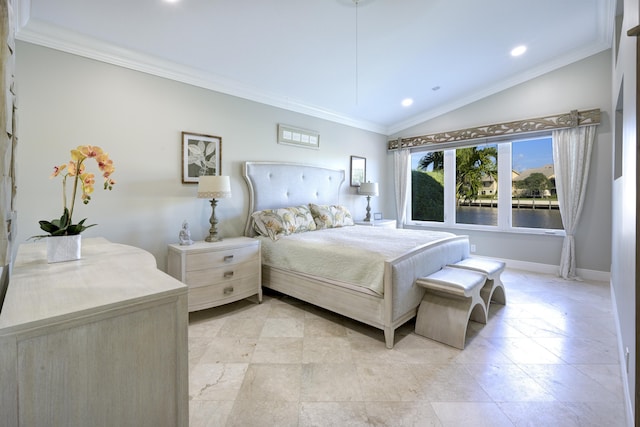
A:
167,237,261,312
0,238,189,427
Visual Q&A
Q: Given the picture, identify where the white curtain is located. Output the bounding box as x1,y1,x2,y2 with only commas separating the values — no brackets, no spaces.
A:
552,125,596,280
393,149,410,228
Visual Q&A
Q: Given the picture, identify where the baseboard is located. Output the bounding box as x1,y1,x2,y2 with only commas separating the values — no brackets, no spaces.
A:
478,256,611,282
610,282,634,427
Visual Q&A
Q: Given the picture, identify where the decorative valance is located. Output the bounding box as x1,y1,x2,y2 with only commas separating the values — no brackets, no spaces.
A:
388,108,601,151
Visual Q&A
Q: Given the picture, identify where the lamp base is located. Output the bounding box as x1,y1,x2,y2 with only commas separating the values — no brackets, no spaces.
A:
363,195,372,222
205,198,222,242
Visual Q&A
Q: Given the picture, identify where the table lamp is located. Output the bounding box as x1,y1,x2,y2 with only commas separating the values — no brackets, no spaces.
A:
198,175,232,242
358,181,378,222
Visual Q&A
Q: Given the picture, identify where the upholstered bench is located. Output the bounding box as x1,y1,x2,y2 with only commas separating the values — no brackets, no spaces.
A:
414,267,487,349
447,257,506,314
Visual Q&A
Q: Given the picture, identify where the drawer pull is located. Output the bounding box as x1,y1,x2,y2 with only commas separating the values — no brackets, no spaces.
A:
224,271,234,278
223,255,234,262
223,286,234,295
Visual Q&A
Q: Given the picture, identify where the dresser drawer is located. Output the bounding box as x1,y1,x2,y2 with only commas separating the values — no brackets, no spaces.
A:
185,245,258,271
187,275,259,311
185,260,257,289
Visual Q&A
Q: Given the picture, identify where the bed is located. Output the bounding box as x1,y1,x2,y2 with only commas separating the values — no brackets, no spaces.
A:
243,161,470,348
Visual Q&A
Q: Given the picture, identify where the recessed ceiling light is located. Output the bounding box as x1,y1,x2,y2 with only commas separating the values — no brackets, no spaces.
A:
164,0,180,3
401,98,414,107
511,45,527,57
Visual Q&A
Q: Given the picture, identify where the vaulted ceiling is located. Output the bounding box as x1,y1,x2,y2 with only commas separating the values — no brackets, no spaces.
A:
16,0,613,134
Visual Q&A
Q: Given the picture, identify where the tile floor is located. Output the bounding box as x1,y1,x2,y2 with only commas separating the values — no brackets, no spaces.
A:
188,269,628,426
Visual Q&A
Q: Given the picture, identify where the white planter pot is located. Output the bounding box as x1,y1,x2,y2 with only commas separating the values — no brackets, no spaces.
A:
46,235,82,263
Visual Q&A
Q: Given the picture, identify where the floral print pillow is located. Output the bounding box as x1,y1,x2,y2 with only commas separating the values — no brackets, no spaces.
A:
252,205,317,240
309,204,355,229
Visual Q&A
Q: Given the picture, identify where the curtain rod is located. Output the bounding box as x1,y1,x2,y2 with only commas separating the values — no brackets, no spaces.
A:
388,108,601,151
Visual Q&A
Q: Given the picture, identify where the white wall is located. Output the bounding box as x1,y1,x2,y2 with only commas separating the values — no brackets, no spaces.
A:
389,50,613,274
611,0,638,421
14,42,388,270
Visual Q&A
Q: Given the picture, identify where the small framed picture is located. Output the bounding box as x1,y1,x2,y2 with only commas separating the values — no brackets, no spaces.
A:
374,212,383,220
277,124,320,149
182,132,222,184
350,155,366,187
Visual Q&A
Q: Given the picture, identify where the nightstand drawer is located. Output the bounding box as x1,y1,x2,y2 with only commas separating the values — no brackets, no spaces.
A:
187,275,259,310
185,245,258,271
167,237,262,312
186,260,257,288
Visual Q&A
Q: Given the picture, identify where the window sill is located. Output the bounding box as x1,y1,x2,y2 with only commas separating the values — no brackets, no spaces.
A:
406,221,566,237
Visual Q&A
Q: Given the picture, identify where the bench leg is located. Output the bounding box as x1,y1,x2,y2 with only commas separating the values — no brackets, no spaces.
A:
469,302,487,324
415,293,486,350
480,278,507,312
490,279,506,305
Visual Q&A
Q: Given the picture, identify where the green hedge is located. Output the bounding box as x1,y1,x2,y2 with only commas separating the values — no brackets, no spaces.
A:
412,170,444,221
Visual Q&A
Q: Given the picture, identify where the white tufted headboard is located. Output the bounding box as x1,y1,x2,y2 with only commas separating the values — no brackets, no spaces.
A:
243,162,345,236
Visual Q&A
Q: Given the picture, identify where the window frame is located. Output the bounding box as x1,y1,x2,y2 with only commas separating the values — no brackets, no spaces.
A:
407,135,565,236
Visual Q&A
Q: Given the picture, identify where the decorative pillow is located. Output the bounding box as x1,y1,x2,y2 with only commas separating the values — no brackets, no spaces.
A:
251,205,316,240
309,204,355,229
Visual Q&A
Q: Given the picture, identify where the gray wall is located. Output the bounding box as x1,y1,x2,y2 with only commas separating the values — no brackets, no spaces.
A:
15,42,389,270
15,42,614,278
389,50,613,275
611,0,638,420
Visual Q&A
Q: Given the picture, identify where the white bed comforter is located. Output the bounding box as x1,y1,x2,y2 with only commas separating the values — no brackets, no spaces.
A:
257,226,456,295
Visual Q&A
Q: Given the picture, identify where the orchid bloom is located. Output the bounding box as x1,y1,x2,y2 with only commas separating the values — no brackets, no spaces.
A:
96,153,116,189
45,144,116,233
78,145,104,159
50,164,67,178
96,153,112,171
81,173,96,203
67,160,85,177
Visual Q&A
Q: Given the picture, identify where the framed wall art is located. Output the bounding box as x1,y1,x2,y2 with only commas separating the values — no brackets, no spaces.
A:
350,155,366,187
182,132,222,184
277,124,320,150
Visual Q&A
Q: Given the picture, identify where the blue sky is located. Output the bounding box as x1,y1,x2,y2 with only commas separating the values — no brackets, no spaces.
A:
512,137,553,172
411,137,553,173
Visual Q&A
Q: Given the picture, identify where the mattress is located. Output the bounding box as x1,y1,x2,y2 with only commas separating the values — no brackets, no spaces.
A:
257,226,457,295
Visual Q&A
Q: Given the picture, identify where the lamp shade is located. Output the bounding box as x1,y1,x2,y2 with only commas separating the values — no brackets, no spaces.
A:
358,182,379,197
197,175,232,199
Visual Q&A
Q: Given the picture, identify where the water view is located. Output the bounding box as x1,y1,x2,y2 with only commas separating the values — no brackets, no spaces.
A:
456,205,563,229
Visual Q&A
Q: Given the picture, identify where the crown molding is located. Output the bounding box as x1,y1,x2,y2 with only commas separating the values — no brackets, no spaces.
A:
16,18,388,135
14,0,614,137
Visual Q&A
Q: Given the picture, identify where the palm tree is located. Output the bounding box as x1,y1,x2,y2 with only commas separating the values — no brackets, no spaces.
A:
417,151,445,171
456,146,497,204
416,147,497,204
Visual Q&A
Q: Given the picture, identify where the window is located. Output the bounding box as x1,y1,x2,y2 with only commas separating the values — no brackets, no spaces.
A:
410,135,563,233
511,137,562,230
411,150,445,223
455,144,498,226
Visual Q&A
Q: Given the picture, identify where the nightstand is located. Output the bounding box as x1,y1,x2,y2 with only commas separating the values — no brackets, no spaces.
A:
355,219,397,229
167,237,261,312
